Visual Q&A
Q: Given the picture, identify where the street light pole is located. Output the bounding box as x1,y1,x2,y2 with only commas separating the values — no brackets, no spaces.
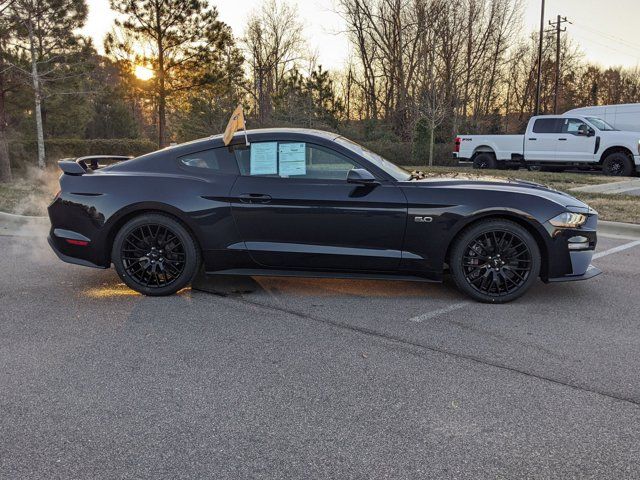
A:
534,0,545,115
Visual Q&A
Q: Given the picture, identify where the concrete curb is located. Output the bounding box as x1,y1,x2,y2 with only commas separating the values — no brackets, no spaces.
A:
571,179,640,194
599,220,640,239
0,211,49,237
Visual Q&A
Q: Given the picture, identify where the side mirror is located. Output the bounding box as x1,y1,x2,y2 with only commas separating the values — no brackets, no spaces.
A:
347,168,379,185
577,124,594,137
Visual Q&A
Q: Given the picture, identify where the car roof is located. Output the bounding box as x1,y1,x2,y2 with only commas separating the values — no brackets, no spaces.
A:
166,128,340,152
107,128,342,173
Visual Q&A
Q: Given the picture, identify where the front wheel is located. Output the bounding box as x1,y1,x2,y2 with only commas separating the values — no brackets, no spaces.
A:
112,213,201,296
449,219,541,303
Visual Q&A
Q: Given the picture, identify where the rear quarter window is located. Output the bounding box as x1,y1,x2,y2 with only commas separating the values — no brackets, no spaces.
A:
178,147,238,174
532,118,562,133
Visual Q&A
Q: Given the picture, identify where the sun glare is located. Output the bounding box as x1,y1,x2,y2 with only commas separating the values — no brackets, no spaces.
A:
134,65,154,81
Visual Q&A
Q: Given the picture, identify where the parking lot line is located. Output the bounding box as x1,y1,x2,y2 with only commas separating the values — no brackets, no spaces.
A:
409,301,470,322
593,240,640,260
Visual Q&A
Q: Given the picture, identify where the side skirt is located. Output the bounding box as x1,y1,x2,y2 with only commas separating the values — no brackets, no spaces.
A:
205,268,439,283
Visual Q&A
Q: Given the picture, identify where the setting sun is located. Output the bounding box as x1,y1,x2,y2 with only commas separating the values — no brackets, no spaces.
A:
134,65,154,81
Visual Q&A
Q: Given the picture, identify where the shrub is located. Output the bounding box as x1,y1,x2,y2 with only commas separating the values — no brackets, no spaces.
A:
361,140,455,167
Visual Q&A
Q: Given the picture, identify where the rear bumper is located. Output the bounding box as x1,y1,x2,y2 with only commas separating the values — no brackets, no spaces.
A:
47,234,106,269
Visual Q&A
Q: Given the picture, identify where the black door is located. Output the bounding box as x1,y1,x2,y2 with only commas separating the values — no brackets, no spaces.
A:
229,141,407,271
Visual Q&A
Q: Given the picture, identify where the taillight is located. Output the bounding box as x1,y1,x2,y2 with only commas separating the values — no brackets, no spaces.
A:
65,239,89,246
454,137,461,153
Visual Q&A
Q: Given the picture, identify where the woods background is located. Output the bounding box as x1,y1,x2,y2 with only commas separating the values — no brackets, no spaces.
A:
2,0,640,183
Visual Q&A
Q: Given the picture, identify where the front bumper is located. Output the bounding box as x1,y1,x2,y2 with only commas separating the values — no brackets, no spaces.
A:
634,154,640,172
542,211,601,282
548,263,601,282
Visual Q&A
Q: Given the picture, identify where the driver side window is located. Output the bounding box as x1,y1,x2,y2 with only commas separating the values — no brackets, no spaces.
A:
563,118,590,135
234,142,359,180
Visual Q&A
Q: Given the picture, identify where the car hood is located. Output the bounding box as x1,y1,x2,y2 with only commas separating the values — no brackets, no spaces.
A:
400,173,591,211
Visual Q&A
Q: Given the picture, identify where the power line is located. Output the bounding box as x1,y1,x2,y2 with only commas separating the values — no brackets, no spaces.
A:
571,21,640,52
571,31,640,64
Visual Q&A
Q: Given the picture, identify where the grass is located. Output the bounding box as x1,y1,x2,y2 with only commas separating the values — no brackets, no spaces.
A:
0,168,59,216
1,165,638,224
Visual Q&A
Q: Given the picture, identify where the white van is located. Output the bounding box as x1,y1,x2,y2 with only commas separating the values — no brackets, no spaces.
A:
565,103,640,132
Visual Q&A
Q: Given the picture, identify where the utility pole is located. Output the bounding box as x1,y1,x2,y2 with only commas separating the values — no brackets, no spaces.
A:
547,15,570,114
534,0,545,116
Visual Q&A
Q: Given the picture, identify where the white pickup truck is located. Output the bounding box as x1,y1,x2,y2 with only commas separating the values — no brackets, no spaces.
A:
453,115,640,176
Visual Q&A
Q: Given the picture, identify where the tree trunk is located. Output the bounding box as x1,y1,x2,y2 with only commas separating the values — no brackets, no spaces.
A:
156,7,166,148
28,19,46,169
0,45,12,182
428,118,435,167
0,130,11,183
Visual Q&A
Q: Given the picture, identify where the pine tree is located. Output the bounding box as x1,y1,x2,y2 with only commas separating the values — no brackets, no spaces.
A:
107,0,243,147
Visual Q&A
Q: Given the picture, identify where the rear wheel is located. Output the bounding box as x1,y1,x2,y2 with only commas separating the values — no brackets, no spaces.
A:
112,213,201,296
602,152,633,176
473,152,497,169
449,219,541,303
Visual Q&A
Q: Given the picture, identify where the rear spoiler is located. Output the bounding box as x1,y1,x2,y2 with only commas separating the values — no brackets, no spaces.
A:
58,155,132,175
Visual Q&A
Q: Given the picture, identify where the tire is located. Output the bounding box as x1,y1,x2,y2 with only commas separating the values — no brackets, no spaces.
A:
473,153,497,169
602,152,633,176
449,219,541,303
526,164,541,172
112,213,201,296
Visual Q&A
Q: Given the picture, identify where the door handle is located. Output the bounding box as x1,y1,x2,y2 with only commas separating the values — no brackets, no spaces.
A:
558,138,567,141
239,193,272,204
528,138,537,141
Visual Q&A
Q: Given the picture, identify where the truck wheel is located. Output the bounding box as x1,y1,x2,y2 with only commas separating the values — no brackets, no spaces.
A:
602,152,633,176
473,153,497,169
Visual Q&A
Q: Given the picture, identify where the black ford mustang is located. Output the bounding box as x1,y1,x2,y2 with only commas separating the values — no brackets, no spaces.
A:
48,128,601,303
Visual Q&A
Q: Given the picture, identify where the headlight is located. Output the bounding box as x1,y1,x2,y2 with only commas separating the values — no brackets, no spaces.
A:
549,212,587,228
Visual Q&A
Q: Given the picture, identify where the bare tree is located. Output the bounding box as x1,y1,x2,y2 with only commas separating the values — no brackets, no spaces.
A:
243,0,305,124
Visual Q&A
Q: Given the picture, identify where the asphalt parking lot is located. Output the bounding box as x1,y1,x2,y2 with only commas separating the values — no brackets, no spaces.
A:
1,232,640,479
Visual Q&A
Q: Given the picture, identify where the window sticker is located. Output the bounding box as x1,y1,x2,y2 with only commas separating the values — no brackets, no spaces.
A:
250,142,278,175
278,143,306,177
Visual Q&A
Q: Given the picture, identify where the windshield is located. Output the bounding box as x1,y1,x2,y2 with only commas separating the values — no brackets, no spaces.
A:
586,116,617,131
334,136,410,181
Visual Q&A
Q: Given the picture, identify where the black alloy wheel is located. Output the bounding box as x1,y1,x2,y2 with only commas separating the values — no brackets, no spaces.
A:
112,213,200,296
602,152,633,176
450,219,541,303
473,153,497,169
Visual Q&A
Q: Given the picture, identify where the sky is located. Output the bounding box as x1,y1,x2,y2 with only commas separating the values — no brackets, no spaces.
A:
81,0,640,70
